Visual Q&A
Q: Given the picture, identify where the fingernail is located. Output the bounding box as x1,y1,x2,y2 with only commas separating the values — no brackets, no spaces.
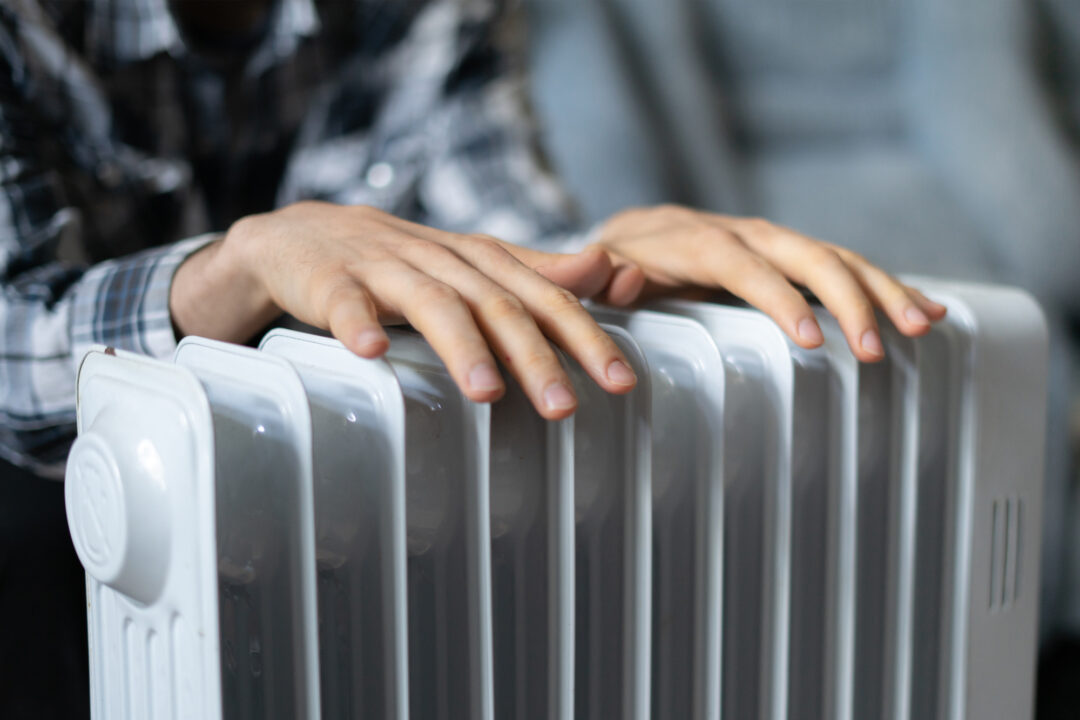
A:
606,360,637,386
468,363,502,392
356,329,387,351
543,382,577,411
904,306,929,326
797,317,824,345
860,329,884,357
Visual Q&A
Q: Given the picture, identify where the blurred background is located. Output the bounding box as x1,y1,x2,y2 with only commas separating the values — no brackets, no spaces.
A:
522,0,1080,716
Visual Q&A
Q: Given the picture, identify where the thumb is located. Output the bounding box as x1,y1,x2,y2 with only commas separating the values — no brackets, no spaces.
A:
597,257,647,307
505,244,616,299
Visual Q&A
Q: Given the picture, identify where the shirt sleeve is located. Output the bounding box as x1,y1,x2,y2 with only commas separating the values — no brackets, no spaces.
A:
0,49,213,477
278,0,590,252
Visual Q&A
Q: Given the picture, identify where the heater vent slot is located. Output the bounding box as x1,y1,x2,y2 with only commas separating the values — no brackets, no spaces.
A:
989,496,1023,612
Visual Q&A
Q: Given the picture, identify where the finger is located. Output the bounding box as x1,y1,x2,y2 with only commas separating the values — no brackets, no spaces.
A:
447,235,638,397
903,285,948,320
593,250,647,306
520,240,647,306
737,227,884,361
321,279,390,358
357,257,507,403
826,248,936,337
517,244,617,299
657,230,828,350
369,216,618,300
395,240,581,418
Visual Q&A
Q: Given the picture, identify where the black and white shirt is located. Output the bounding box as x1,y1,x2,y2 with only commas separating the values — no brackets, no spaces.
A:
0,0,580,476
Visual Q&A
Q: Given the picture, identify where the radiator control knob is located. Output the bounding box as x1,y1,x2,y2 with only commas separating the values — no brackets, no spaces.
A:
65,417,171,604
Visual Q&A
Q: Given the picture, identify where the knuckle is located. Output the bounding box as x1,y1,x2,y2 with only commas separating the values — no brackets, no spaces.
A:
876,272,908,299
467,233,502,248
353,243,393,265
808,246,845,271
414,278,459,305
307,261,343,286
466,233,515,262
517,346,560,376
710,227,743,247
847,296,876,321
840,247,869,266
322,282,357,310
708,250,768,286
399,236,444,258
481,292,528,321
729,246,770,273
285,199,324,215
657,202,686,216
655,203,697,225
741,217,777,236
585,326,622,355
309,268,350,305
826,243,869,268
347,203,377,219
544,286,584,315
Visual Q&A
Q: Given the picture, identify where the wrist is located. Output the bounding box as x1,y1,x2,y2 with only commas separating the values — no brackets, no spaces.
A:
170,218,280,342
220,213,277,313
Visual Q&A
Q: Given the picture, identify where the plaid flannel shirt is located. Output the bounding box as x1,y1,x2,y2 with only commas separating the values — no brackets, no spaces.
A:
0,0,581,477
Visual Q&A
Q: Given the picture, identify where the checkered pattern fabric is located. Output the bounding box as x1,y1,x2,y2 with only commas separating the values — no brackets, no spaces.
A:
0,0,580,477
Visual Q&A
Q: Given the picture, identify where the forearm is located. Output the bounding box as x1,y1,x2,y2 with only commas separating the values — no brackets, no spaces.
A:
169,222,282,343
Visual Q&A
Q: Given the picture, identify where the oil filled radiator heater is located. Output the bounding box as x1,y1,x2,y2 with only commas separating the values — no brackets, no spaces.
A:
63,279,1048,720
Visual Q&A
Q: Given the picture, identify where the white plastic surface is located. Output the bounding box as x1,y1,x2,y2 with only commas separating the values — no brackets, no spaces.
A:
68,347,222,720
591,307,726,720
67,282,1047,720
654,300,797,720
903,279,1048,720
174,337,322,720
383,330,495,720
568,324,652,720
488,360,575,720
260,329,410,720
780,334,832,720
812,311,920,720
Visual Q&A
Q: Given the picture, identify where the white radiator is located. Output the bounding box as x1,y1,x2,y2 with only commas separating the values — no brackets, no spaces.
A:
63,281,1047,720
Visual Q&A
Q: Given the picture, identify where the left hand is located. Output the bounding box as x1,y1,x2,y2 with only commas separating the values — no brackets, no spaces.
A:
585,205,947,362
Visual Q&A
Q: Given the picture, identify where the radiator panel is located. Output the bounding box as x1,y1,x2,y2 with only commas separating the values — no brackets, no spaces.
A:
384,331,495,720
68,350,221,720
174,338,321,720
592,308,726,720
568,325,652,720
909,281,1047,720
910,328,958,720
813,316,922,720
657,301,799,720
786,346,832,720
488,363,574,720
260,329,410,720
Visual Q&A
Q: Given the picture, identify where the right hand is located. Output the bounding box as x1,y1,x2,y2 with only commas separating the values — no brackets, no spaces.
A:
170,201,640,420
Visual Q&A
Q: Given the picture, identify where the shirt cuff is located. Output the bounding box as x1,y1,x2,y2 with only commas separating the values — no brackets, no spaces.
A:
70,233,220,368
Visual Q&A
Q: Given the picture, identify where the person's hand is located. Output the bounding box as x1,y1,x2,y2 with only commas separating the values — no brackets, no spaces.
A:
170,201,638,419
590,205,947,362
